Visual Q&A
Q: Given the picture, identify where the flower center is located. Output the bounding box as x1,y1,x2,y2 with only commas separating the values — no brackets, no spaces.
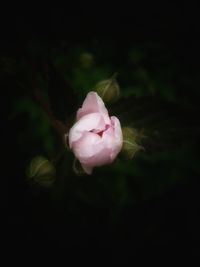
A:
90,124,110,137
96,130,104,137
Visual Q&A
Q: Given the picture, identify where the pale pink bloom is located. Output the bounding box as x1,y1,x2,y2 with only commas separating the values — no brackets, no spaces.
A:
68,92,123,174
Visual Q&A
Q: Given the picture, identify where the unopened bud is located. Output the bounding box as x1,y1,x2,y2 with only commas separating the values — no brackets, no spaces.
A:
121,127,143,160
80,52,94,69
94,74,120,103
27,156,56,187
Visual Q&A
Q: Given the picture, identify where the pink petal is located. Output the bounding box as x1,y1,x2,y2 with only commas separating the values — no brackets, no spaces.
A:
111,116,123,146
72,131,103,159
69,113,105,148
83,146,112,166
76,91,110,124
80,146,113,175
102,116,123,160
72,131,113,174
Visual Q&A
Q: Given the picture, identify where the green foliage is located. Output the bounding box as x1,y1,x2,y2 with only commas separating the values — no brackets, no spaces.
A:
13,97,54,155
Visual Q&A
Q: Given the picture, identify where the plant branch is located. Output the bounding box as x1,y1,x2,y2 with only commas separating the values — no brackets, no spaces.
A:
30,63,68,140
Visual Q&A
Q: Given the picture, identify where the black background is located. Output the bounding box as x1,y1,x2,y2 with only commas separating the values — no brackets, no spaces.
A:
4,3,200,262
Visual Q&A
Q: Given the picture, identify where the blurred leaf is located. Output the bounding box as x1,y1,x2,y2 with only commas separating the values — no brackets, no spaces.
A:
14,97,54,154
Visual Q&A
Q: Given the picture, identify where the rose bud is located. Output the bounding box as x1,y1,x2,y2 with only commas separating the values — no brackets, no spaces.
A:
68,91,123,174
27,156,56,187
94,74,120,103
79,52,94,69
121,127,143,160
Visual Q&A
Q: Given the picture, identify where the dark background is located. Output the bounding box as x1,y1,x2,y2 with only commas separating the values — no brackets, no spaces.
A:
4,4,200,261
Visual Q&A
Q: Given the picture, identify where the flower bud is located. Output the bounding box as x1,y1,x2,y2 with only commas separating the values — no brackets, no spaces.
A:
121,127,143,160
94,74,120,103
27,156,56,187
68,91,122,174
79,52,94,69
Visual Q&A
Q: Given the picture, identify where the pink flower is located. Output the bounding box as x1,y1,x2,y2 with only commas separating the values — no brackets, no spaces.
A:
68,91,123,174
